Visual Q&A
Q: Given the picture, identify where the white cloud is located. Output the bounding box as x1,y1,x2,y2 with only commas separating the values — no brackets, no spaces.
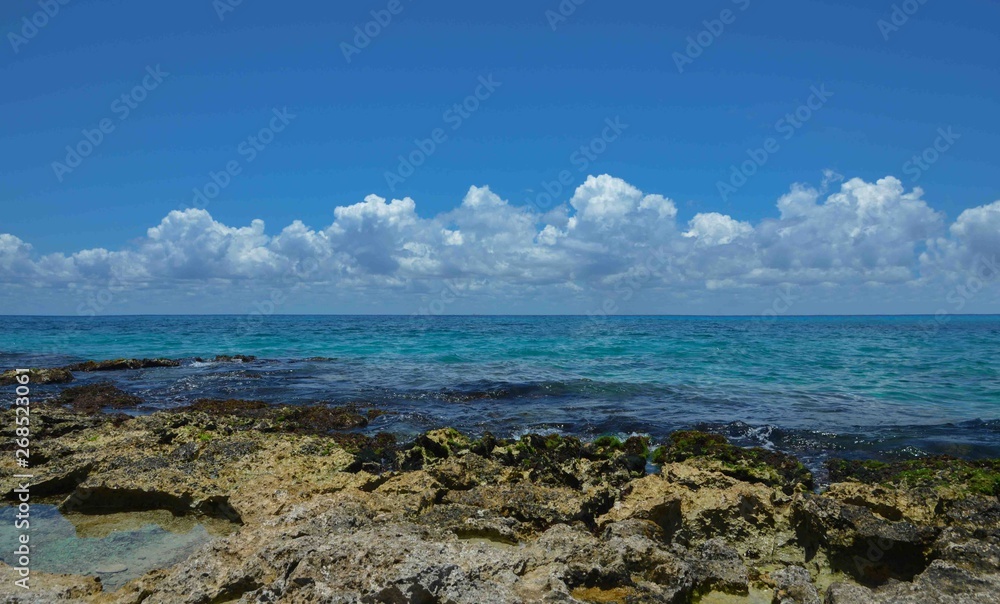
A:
950,200,1000,260
0,174,997,313
0,234,35,281
756,176,943,284
684,213,753,246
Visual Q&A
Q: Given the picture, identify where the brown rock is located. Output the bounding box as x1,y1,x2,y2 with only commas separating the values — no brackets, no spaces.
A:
64,358,180,372
54,382,143,414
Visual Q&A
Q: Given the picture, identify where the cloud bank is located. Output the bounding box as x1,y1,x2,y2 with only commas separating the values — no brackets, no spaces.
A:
1,174,998,315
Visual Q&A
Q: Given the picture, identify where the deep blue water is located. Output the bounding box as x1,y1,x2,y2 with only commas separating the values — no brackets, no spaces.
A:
2,315,998,466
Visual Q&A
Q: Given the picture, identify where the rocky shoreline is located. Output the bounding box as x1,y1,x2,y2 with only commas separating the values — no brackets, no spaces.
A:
0,378,998,602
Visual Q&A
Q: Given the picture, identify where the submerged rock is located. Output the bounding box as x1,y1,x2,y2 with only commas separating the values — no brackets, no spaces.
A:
54,382,143,414
176,398,268,416
175,398,374,434
64,358,181,372
193,354,257,363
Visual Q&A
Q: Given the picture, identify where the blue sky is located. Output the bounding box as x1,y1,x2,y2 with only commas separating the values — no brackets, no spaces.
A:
1,0,999,314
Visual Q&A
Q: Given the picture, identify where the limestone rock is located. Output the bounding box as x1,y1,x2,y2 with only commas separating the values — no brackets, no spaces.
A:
0,404,995,603
0,367,74,385
772,565,820,604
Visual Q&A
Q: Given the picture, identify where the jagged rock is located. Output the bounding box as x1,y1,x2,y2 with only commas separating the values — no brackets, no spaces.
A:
794,494,937,584
874,560,1000,603
932,527,1000,574
652,430,813,492
399,427,472,469
0,405,996,603
0,565,101,603
95,497,678,603
425,451,505,490
598,467,789,560
0,403,108,443
418,503,521,543
443,482,593,529
688,538,749,596
772,565,821,603
824,582,878,604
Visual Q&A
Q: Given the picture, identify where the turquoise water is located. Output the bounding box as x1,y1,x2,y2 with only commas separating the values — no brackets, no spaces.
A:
2,315,998,462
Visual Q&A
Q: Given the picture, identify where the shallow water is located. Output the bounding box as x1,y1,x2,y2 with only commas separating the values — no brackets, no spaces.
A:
2,315,998,463
0,505,234,589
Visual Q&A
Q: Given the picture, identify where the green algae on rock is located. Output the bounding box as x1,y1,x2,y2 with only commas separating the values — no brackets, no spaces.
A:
651,430,813,492
0,404,998,603
827,456,1000,497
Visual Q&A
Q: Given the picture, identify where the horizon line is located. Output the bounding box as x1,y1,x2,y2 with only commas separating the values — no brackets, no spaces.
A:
2,313,999,318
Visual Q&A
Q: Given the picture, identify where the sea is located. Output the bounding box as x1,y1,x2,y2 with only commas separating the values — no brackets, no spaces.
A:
2,315,999,471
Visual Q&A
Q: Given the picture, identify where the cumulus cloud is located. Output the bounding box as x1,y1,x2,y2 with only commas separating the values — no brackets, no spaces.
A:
684,213,753,246
918,199,1000,282
1,174,997,313
751,177,946,285
949,201,1000,261
0,234,34,281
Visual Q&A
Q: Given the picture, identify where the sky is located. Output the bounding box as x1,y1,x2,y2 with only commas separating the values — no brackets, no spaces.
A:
1,0,999,315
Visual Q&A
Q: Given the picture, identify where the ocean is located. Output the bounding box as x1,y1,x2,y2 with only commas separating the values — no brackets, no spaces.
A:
2,315,998,469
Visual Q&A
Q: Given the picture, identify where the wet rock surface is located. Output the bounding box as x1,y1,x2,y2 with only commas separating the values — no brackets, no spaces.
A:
0,368,75,386
63,358,181,372
53,383,144,415
193,355,257,363
0,403,997,603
